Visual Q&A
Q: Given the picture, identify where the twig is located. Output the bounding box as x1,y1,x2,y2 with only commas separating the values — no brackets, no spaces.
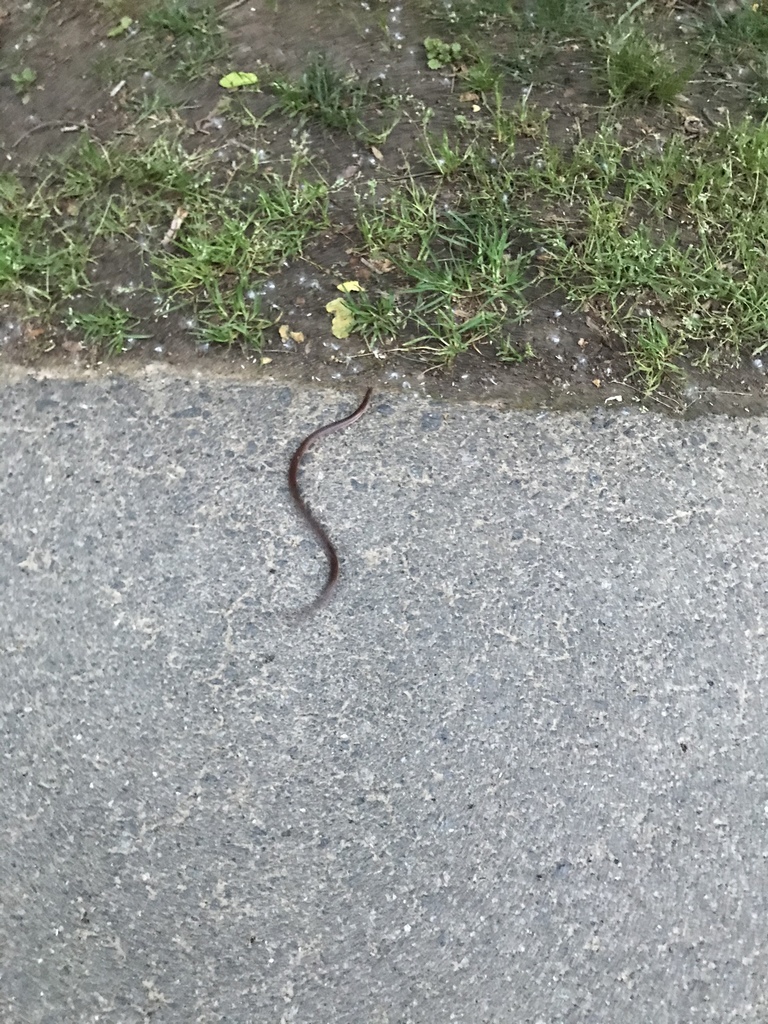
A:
12,120,87,149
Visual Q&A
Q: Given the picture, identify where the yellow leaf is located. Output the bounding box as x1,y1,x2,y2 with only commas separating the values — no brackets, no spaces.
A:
325,298,355,339
107,16,133,37
337,280,365,293
261,356,272,365
219,72,259,90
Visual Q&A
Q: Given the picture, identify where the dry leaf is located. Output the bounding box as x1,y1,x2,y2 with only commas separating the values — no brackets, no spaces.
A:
683,114,705,136
592,378,602,388
370,145,384,161
160,207,188,247
278,324,305,343
361,257,394,274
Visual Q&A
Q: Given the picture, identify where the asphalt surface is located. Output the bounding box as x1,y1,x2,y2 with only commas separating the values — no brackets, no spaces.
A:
1,369,767,1024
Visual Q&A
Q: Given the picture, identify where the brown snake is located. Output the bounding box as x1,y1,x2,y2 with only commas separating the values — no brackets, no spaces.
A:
288,388,373,612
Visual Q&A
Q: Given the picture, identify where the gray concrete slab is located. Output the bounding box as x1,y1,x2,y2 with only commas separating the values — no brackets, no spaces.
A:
1,370,767,1024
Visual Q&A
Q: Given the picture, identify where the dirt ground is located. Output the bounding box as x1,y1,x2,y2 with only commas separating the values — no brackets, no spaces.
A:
1,0,768,415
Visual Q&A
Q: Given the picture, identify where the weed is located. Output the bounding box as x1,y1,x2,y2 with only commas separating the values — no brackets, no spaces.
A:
497,337,534,364
11,67,37,96
356,180,439,258
64,299,147,356
421,131,476,176
598,24,694,105
272,53,397,142
485,86,549,145
424,37,463,70
627,317,684,394
195,277,275,350
343,291,407,352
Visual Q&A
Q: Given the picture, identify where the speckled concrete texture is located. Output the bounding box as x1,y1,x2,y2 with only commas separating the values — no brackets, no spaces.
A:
1,372,767,1024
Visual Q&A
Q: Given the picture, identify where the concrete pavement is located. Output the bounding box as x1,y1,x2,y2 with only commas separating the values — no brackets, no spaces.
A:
1,369,767,1023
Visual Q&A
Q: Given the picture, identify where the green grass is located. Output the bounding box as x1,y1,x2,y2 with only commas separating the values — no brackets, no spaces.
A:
698,1,768,99
192,277,275,350
458,54,504,94
45,133,213,239
357,179,440,257
343,97,768,386
273,53,365,134
419,0,520,32
0,173,90,305
0,127,330,356
153,172,329,349
5,0,768,391
152,177,328,294
421,130,477,176
352,179,531,363
511,112,768,383
525,0,597,40
97,0,226,82
144,0,225,78
703,2,768,61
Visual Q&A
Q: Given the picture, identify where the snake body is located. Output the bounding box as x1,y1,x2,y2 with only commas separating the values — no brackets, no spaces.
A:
288,388,373,611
